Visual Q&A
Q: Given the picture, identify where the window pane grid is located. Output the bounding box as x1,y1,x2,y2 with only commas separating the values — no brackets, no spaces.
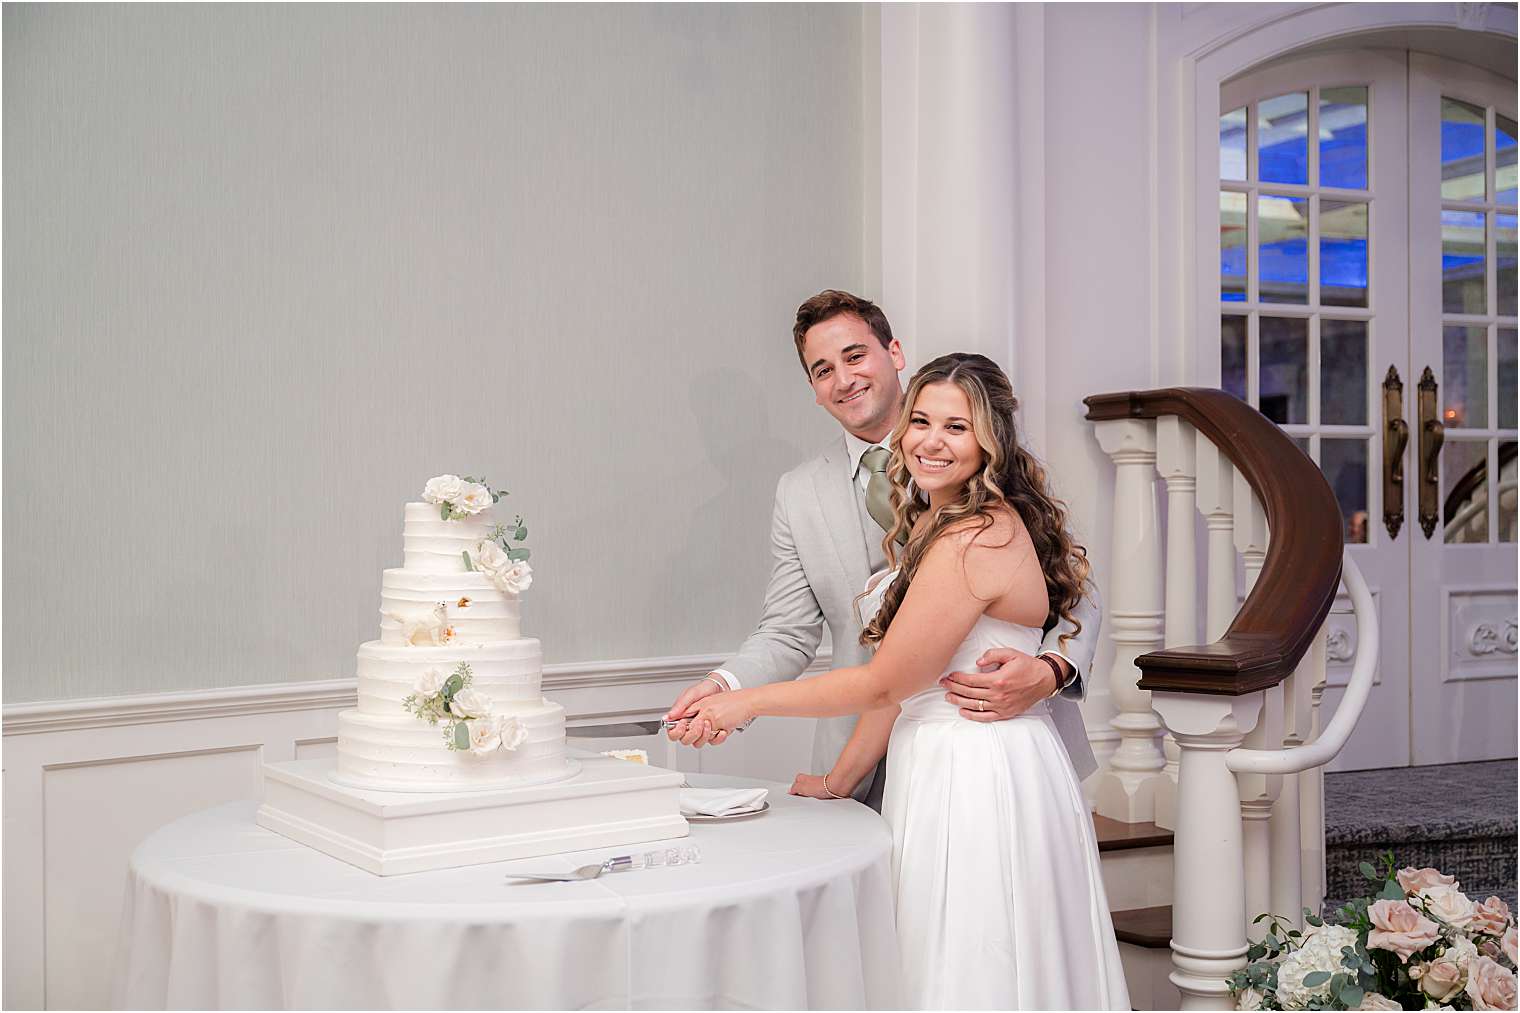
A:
1220,82,1375,545
1438,97,1519,545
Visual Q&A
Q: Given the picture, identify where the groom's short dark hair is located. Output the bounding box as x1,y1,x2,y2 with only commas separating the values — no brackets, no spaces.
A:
792,290,895,374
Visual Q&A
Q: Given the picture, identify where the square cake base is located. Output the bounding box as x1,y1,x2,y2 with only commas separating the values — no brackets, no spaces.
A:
256,752,688,875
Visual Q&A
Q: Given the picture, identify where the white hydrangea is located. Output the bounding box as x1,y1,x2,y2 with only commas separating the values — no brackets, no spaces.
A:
1275,924,1359,1009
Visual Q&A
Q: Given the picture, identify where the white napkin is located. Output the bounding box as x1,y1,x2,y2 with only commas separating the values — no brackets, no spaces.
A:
679,787,768,818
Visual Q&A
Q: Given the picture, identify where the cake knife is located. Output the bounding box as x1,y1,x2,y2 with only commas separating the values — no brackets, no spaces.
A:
569,719,745,737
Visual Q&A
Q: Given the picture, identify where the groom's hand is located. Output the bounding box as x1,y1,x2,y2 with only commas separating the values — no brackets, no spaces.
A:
940,648,1064,722
664,676,730,748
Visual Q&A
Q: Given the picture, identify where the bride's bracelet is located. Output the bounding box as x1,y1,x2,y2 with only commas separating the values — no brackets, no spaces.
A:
822,773,847,800
702,673,728,693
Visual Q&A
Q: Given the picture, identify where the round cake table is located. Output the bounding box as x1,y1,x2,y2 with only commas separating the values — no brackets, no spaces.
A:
112,775,900,1010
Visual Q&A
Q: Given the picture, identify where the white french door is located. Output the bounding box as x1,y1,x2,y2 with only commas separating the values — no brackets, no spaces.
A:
1218,48,1518,770
1407,53,1518,765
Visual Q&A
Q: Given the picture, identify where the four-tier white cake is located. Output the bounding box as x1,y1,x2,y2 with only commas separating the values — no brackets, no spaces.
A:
334,501,576,792
257,476,687,875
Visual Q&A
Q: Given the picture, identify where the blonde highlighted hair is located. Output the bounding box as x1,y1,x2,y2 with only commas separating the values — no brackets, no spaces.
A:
860,353,1091,649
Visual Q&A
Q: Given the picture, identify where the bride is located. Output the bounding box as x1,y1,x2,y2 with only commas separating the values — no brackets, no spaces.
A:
686,353,1130,1010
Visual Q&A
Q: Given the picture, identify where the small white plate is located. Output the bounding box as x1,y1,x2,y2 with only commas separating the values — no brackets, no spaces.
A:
685,801,770,822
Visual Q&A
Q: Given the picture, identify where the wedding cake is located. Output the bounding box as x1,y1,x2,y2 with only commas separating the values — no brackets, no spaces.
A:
256,474,687,875
334,476,576,791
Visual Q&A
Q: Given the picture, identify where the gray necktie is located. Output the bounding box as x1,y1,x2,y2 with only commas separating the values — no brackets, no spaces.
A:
860,446,895,536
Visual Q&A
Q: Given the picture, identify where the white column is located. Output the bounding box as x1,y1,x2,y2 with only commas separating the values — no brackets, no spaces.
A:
1153,417,1197,831
1299,627,1330,918
1091,419,1168,822
1195,439,1236,642
1153,691,1264,1010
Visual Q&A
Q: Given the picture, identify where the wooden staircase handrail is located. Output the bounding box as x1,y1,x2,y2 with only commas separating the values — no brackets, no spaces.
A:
1084,387,1344,696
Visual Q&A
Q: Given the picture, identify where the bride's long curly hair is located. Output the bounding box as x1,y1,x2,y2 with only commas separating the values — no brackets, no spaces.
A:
859,353,1090,650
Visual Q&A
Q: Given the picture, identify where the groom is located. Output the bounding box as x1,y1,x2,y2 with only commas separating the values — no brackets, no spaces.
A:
665,290,1100,805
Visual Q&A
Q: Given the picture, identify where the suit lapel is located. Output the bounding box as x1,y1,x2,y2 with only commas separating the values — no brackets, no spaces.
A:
813,437,871,594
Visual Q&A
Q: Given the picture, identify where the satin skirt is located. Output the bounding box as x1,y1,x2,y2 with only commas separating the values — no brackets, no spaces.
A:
882,705,1131,1010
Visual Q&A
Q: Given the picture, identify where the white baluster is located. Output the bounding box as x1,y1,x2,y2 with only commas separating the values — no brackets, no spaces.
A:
1300,626,1330,918
1232,483,1281,941
1153,417,1198,831
1091,419,1168,822
1153,691,1264,1010
1271,624,1321,932
1195,440,1236,642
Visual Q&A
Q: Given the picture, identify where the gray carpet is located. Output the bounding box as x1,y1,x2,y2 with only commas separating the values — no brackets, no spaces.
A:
1323,759,1517,912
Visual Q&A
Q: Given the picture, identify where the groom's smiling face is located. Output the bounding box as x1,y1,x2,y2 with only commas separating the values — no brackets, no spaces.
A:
801,313,905,442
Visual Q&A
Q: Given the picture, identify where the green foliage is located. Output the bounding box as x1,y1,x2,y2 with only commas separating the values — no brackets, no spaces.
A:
461,550,474,572
452,722,471,750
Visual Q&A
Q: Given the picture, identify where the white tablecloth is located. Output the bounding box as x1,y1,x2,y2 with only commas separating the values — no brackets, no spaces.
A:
112,775,900,1010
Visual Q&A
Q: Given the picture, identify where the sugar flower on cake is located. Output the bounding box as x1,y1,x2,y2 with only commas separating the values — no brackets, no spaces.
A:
457,483,493,515
467,714,505,755
498,715,529,751
471,538,510,573
449,687,493,720
412,668,446,698
496,559,534,595
422,474,466,506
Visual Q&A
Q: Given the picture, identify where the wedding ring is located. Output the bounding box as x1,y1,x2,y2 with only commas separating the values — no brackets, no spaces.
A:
977,699,986,712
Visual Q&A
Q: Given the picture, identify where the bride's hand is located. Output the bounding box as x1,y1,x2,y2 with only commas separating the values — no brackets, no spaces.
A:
788,773,838,799
686,689,757,738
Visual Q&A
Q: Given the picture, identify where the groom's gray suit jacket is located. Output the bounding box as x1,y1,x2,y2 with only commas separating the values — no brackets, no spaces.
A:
719,435,1101,801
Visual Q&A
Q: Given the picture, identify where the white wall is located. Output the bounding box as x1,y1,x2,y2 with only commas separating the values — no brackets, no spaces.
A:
3,4,871,703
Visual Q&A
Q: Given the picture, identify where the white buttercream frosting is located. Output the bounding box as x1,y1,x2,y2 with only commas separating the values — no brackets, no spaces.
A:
334,498,572,791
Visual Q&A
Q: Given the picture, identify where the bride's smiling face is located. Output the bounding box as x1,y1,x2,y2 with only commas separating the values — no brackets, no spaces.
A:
900,382,985,506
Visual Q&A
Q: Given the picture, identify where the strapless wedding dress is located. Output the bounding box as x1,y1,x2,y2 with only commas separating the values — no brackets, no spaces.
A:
865,571,1131,1010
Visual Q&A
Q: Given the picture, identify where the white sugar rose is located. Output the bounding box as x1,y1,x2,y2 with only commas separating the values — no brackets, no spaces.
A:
1356,993,1402,1010
1275,923,1358,1008
413,668,445,697
423,474,465,505
1466,955,1519,1010
498,715,529,751
467,715,504,755
456,483,493,515
1235,985,1264,1010
472,538,509,574
493,559,533,595
1422,884,1477,930
449,688,492,719
1504,926,1518,966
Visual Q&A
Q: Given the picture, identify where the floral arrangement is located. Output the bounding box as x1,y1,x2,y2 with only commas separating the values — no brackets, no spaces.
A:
1231,852,1517,1010
401,662,529,755
422,474,504,519
463,518,532,595
421,473,533,595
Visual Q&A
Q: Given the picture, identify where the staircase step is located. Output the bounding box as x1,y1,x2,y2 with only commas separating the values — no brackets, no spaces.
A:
1323,759,1516,911
1111,904,1171,948
1094,815,1173,852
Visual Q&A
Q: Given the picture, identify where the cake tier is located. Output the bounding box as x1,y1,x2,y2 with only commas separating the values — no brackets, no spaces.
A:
356,639,543,716
379,569,520,644
335,699,571,791
402,501,498,574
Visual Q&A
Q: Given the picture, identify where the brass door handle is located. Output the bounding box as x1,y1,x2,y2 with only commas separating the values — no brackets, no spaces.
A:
1383,366,1407,539
1417,366,1444,539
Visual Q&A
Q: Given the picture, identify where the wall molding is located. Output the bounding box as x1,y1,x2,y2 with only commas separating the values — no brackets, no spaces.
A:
1,652,840,737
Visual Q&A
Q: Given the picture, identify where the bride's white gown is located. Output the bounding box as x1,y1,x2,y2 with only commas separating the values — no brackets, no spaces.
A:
864,572,1131,1010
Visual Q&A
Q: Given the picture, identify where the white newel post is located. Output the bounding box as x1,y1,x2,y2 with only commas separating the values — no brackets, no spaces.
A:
1153,691,1264,1010
1153,417,1198,831
1092,419,1168,822
1300,627,1330,917
1232,482,1281,940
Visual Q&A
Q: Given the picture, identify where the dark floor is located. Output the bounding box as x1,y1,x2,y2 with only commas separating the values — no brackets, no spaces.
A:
1323,758,1517,910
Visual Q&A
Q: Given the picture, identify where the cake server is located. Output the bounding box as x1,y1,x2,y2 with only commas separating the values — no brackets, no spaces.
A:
569,719,745,738
505,855,634,882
